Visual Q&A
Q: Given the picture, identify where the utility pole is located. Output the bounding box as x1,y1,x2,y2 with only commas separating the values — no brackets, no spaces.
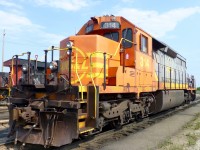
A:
2,29,5,72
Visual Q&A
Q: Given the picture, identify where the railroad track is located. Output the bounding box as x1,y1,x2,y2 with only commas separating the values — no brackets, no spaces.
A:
0,96,200,150
0,106,8,123
0,106,8,113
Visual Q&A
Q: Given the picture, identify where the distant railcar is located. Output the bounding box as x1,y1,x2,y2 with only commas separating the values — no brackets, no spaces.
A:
0,72,9,100
8,15,196,147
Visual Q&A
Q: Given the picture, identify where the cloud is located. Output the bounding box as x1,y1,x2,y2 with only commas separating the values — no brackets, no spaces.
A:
115,7,200,37
0,0,22,9
0,10,64,50
31,0,90,11
0,10,42,33
0,9,65,66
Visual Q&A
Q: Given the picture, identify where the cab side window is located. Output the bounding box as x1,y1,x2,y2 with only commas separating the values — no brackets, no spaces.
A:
140,34,148,53
122,28,133,48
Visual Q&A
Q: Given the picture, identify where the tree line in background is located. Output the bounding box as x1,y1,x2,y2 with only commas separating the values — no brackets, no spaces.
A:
197,87,200,91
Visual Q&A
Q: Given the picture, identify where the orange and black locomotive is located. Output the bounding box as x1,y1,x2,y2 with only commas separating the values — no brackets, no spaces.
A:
7,15,196,147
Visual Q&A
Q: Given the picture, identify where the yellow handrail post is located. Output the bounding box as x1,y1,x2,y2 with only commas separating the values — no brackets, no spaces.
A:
49,46,84,101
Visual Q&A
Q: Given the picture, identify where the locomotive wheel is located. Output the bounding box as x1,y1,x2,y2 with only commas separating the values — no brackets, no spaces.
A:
112,118,122,130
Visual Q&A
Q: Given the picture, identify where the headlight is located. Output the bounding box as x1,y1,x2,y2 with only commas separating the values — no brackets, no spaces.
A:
22,64,28,74
49,61,58,72
67,50,71,55
66,41,73,49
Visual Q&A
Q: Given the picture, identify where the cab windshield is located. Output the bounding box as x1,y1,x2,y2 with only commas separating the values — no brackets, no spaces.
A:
103,32,119,42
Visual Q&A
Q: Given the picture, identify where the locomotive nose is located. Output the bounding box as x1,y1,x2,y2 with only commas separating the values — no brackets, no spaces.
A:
60,35,120,86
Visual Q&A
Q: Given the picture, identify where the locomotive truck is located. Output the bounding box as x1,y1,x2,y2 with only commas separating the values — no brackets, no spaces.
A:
7,15,196,147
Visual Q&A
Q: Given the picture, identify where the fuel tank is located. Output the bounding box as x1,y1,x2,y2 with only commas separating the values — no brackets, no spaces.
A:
151,90,184,113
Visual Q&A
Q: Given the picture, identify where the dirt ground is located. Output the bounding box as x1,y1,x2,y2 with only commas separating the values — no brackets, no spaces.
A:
156,113,200,150
155,93,200,150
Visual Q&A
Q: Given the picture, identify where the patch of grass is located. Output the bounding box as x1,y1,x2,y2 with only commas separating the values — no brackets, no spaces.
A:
193,122,200,130
183,122,192,129
196,90,200,94
168,145,184,150
157,139,184,150
157,139,172,148
186,133,198,146
184,113,200,129
194,113,200,120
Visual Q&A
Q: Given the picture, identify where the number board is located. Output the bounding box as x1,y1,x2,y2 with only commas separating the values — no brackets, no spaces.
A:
101,22,120,29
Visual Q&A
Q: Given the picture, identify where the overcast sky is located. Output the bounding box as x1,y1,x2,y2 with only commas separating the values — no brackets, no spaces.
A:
0,0,200,86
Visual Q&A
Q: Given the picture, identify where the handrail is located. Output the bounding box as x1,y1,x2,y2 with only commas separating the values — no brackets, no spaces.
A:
50,46,84,101
89,51,113,79
113,38,135,56
89,37,134,88
11,52,28,77
11,52,29,85
113,38,123,56
73,46,84,101
88,37,134,118
89,51,112,119
89,52,100,119
49,37,134,102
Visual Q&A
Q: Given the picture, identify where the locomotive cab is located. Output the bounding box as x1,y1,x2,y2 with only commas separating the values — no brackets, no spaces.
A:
60,15,141,88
